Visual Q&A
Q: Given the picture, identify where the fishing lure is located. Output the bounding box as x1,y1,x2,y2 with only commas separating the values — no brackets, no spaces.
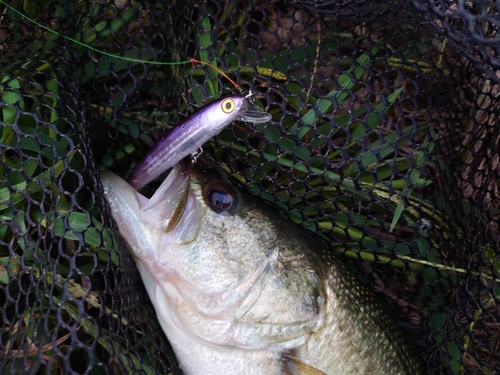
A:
0,2,273,189
127,94,271,190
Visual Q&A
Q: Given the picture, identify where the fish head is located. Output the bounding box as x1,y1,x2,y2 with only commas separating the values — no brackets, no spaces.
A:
101,165,423,374
101,164,326,353
102,163,275,282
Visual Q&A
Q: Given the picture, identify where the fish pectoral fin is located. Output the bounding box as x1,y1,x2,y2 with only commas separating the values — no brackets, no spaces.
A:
281,353,327,375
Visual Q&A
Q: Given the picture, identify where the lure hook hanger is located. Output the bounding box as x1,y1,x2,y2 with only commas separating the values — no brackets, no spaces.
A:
190,147,204,166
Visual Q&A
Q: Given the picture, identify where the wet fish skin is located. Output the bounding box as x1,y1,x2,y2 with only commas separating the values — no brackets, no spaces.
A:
101,164,423,375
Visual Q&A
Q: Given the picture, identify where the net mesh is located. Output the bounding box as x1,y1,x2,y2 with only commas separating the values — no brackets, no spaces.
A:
0,0,499,374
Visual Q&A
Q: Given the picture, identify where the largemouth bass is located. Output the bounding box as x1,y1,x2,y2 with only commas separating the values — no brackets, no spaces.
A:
101,163,423,375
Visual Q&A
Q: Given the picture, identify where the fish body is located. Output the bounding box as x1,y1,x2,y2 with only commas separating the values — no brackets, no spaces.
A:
127,95,271,190
102,164,423,375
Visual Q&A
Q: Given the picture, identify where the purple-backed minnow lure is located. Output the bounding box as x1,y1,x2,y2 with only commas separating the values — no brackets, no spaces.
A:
127,95,272,190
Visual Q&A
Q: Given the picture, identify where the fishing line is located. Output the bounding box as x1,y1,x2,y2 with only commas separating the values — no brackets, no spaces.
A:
0,0,240,89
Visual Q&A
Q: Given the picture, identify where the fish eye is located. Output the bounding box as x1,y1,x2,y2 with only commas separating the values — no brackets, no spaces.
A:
203,181,240,214
221,98,235,114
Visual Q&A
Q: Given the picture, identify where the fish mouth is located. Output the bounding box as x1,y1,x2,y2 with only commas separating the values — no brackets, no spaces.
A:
141,163,191,232
101,163,202,265
139,163,203,244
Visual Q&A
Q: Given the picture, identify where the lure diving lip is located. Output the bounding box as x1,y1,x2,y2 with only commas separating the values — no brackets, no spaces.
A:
127,95,271,190
236,110,273,123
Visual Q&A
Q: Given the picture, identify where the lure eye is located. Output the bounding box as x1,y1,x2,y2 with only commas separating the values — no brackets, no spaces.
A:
203,181,241,214
221,98,235,114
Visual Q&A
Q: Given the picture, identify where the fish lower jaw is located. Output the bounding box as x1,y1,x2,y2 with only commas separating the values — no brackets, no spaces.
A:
150,285,284,375
137,265,311,375
159,312,285,375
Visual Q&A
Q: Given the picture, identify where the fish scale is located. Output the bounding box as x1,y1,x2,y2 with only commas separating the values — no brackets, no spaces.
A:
297,261,423,373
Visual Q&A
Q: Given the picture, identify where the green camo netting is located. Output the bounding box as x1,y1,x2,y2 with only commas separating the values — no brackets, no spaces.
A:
0,0,499,373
